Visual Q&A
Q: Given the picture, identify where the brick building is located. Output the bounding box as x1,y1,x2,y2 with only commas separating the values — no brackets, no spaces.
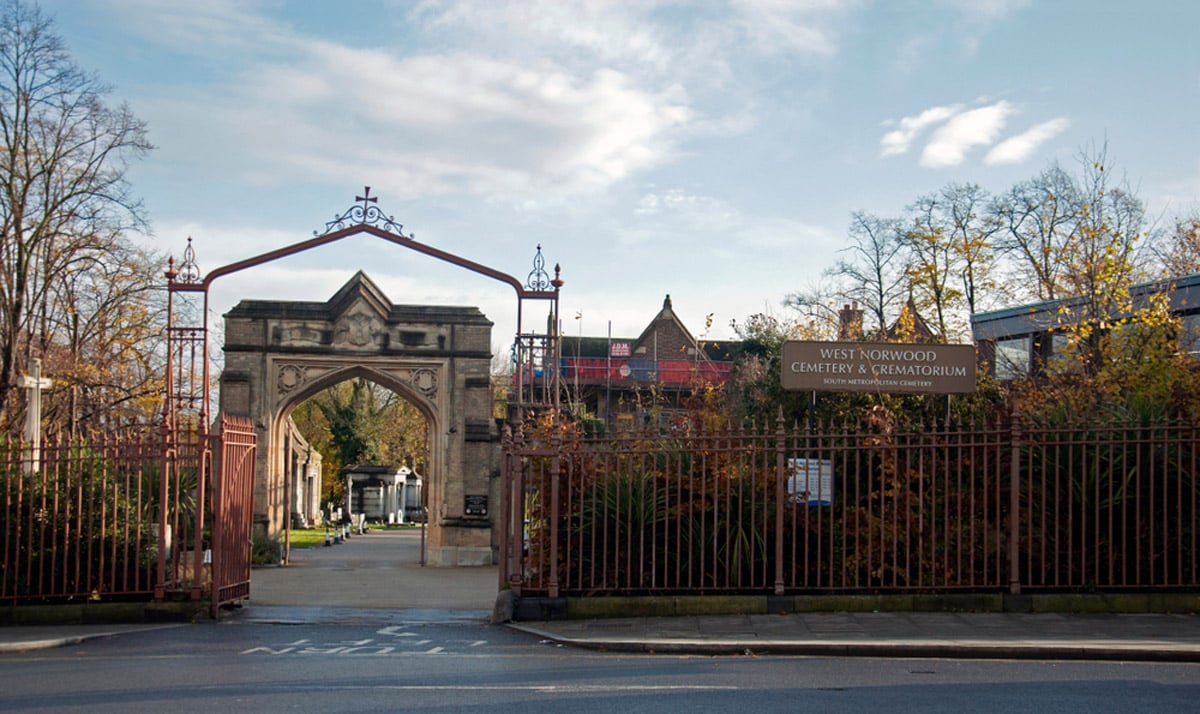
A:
557,295,741,428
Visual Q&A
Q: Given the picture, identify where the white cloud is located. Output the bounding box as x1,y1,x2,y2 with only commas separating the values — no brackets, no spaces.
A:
412,0,677,73
889,34,933,77
97,0,858,206
985,117,1070,165
145,222,304,269
417,0,854,67
938,0,1032,22
102,1,707,203
920,100,1014,167
879,100,1071,169
103,0,300,58
144,44,692,200
730,0,855,57
735,216,840,252
621,188,841,290
633,189,732,219
879,104,963,157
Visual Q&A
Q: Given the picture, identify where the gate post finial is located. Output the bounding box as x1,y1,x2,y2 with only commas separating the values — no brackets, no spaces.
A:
526,244,552,291
171,237,201,285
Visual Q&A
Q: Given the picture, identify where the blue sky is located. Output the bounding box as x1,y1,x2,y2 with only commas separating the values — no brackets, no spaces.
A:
36,0,1200,346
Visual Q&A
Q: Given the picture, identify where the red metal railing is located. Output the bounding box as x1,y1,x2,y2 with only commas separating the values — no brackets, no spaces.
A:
1,429,201,603
559,357,733,384
0,420,253,605
501,414,1200,597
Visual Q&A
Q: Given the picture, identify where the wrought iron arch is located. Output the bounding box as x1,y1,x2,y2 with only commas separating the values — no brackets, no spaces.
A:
165,187,562,442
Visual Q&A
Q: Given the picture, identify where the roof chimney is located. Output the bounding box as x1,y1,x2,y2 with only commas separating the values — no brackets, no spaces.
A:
838,301,863,340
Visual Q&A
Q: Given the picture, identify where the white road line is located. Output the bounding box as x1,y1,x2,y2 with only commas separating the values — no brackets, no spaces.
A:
331,684,739,692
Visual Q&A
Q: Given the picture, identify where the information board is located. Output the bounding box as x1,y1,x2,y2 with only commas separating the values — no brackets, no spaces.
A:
787,457,834,506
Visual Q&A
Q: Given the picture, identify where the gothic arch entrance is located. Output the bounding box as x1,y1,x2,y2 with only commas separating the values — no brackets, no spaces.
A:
165,189,560,583
222,272,498,564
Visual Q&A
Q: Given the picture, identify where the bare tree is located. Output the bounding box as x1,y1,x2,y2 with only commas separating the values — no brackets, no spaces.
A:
1061,144,1148,320
0,0,153,428
1159,212,1200,276
989,144,1154,376
900,190,979,341
941,183,1000,317
781,277,844,338
991,164,1078,302
815,210,907,336
45,241,166,429
992,146,1149,314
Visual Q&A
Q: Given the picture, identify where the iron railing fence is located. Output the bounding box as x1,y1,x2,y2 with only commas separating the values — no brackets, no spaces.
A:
1,427,208,604
1017,417,1199,590
500,415,1199,597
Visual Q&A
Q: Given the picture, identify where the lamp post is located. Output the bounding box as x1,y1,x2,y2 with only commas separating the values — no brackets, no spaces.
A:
573,311,582,416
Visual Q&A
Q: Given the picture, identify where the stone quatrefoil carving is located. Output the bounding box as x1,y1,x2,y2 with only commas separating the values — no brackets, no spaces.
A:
276,364,438,399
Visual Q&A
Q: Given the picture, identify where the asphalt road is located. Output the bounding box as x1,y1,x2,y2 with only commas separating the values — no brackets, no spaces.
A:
4,529,1197,712
2,616,1198,713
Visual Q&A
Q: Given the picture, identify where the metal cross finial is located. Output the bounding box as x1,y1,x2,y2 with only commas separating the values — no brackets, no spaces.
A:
318,187,410,237
356,186,378,206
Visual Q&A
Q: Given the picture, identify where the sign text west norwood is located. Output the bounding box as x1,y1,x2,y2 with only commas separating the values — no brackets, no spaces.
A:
781,341,976,394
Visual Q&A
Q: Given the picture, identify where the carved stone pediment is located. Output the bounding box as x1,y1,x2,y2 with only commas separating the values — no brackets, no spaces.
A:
333,309,384,350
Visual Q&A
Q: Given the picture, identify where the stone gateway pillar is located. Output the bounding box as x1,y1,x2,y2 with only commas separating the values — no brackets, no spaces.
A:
219,271,501,566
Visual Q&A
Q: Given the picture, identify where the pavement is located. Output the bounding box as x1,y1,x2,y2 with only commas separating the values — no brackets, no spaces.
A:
3,528,1200,662
506,611,1200,662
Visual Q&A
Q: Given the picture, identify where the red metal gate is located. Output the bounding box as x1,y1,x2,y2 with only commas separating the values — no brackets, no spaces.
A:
210,415,257,616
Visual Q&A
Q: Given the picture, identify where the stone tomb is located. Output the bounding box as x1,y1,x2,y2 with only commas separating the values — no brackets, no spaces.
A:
219,271,499,566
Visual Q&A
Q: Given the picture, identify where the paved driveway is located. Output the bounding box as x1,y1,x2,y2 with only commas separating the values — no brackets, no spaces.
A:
247,528,498,611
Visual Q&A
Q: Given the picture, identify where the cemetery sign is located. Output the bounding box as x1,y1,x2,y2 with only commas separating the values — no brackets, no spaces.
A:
782,341,976,394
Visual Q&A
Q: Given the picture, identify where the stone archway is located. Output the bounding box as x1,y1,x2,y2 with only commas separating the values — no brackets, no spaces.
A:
219,271,500,566
165,189,561,574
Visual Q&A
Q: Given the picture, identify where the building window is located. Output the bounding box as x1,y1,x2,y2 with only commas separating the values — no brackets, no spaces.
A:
995,337,1031,380
1180,314,1200,356
1045,333,1075,372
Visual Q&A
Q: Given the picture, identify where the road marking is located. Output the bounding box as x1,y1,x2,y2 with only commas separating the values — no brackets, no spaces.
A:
377,626,417,637
242,636,483,656
241,647,300,655
334,684,740,692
